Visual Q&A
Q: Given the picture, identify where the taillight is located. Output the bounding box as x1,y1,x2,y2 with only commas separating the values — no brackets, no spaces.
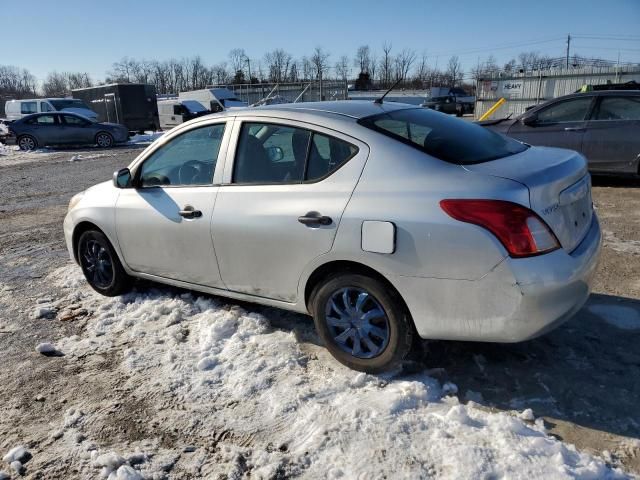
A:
440,199,560,258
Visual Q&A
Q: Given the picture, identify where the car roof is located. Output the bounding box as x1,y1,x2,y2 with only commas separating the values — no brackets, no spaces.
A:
233,100,417,120
552,90,640,101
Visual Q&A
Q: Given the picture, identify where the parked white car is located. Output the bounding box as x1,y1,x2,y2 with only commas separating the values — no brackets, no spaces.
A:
4,98,98,121
64,101,601,372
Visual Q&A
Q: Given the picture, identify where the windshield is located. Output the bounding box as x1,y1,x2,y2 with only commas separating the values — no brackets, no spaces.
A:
181,100,208,113
359,108,528,165
50,99,91,110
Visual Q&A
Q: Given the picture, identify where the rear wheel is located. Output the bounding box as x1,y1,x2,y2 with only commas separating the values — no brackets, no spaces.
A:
311,273,414,373
77,230,131,296
456,104,464,117
96,132,114,148
17,135,37,151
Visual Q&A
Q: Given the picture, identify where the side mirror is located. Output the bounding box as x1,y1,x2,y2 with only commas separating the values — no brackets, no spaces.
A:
113,168,132,188
210,102,224,113
266,146,284,162
522,114,538,126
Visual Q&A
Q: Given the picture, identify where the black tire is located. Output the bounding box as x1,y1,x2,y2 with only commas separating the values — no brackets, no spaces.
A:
17,135,38,151
95,132,114,148
311,273,414,373
77,230,131,296
456,104,464,117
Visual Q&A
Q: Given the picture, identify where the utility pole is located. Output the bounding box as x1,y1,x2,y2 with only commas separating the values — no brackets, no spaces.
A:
245,56,252,85
565,34,571,69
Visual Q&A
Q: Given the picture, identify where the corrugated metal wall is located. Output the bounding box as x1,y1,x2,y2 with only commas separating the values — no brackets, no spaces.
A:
475,66,640,118
215,81,348,106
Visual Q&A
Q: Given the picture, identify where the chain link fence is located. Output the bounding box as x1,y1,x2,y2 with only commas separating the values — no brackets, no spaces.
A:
211,81,348,106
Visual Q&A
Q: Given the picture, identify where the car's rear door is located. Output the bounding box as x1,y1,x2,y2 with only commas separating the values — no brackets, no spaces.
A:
115,121,231,287
30,114,60,146
506,96,595,153
581,94,640,174
211,117,368,302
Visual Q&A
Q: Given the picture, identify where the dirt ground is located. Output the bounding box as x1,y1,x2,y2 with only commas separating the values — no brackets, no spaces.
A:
0,146,638,478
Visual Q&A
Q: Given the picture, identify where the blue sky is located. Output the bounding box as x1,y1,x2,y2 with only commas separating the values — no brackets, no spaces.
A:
3,0,639,82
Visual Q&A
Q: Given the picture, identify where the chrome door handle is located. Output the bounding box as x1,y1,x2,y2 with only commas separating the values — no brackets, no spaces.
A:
564,127,585,131
298,212,332,226
179,206,202,219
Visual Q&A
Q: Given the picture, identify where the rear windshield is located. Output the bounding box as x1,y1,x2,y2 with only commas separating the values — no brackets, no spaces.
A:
358,108,528,165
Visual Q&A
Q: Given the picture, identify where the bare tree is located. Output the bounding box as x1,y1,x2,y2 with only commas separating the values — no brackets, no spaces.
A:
301,57,313,81
394,48,416,83
228,49,247,76
310,47,330,80
379,42,393,87
446,55,463,87
264,49,293,83
354,45,371,73
335,55,350,81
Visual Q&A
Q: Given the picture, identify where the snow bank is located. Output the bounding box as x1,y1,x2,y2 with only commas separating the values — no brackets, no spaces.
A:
52,265,626,479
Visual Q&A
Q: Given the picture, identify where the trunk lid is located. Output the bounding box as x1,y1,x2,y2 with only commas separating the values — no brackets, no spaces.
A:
464,146,593,252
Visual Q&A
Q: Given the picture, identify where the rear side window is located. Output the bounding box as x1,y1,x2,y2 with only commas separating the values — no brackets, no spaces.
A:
233,122,357,184
359,108,527,165
35,115,56,125
21,102,37,114
593,96,640,121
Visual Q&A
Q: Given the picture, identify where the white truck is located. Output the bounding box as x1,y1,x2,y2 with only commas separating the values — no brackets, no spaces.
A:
178,88,247,112
157,99,210,130
4,98,98,121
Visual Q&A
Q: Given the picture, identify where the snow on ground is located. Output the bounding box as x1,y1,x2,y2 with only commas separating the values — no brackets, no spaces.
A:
35,264,629,479
128,132,164,145
589,304,640,330
603,230,640,256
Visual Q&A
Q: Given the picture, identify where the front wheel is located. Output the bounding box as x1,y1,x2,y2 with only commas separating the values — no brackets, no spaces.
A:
78,230,131,296
96,132,114,148
311,273,414,373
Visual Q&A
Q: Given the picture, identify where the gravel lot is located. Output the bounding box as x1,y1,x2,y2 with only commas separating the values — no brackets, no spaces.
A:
0,145,638,478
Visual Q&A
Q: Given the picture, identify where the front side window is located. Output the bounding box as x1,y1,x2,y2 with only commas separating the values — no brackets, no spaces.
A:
139,124,225,187
21,102,37,114
233,122,357,184
593,96,640,121
537,97,593,123
62,114,89,126
359,108,527,165
41,102,54,112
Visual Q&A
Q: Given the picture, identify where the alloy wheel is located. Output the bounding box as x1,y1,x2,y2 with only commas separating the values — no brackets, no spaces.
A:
18,136,36,150
96,133,112,147
81,239,114,289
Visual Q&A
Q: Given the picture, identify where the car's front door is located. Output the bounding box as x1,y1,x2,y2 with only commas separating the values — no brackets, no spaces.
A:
506,96,595,152
60,114,94,144
212,119,368,302
582,95,640,173
115,121,230,287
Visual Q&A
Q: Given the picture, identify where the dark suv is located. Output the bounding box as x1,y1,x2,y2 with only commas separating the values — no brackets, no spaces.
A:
480,90,640,175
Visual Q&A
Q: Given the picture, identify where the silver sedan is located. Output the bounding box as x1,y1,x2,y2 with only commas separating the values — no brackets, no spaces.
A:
64,101,602,372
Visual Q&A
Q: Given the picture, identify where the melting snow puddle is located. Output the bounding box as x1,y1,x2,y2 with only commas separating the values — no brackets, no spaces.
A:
603,230,640,255
589,304,640,330
22,265,629,479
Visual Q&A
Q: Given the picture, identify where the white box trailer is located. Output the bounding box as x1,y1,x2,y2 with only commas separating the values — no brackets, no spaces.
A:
178,88,248,112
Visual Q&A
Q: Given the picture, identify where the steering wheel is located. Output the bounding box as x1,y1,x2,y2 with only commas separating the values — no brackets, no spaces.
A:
178,160,205,185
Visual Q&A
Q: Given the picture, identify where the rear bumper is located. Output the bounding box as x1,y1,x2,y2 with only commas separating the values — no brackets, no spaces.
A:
392,214,602,342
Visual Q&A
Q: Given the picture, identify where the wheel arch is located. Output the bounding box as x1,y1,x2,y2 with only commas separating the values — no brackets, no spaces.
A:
303,260,411,321
71,220,122,265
